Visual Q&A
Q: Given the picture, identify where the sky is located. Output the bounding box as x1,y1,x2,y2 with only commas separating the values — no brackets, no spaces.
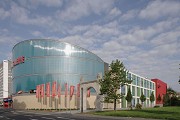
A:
0,0,180,91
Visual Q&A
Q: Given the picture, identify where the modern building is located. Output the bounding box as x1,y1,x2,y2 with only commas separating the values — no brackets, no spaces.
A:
0,60,12,102
12,39,107,94
152,78,167,106
120,72,156,108
12,39,158,110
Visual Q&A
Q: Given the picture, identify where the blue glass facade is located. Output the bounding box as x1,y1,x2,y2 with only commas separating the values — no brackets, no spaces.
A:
12,39,105,93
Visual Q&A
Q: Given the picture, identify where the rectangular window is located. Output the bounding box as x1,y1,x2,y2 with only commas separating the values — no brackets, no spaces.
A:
132,86,135,96
150,82,152,89
137,87,140,97
144,80,147,88
132,74,136,85
144,89,147,97
147,81,149,89
147,90,149,97
141,88,143,94
127,73,131,81
121,85,126,95
141,78,143,87
137,77,140,86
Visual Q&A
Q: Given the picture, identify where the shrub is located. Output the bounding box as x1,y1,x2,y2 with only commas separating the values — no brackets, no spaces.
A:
135,103,142,109
154,105,160,108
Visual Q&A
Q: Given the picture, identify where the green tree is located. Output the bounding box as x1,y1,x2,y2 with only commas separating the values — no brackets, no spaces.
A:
99,59,131,110
140,92,146,107
150,92,155,107
157,94,162,103
163,93,170,106
125,87,133,110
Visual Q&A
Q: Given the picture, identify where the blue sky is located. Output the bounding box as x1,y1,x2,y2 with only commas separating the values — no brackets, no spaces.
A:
0,0,180,91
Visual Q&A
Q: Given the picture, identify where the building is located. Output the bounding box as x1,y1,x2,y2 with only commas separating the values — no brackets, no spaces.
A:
120,72,156,108
152,78,167,106
0,60,12,102
12,39,107,94
12,39,158,110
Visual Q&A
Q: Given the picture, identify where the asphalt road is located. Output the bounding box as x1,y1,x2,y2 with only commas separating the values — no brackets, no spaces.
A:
0,107,157,120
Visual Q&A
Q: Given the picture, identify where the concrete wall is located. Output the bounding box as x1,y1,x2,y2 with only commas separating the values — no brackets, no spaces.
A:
13,94,99,110
13,94,80,110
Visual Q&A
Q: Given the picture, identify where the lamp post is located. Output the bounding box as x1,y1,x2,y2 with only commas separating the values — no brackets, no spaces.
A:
179,64,180,84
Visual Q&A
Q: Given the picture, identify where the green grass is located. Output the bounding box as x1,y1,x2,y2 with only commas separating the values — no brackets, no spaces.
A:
92,107,180,120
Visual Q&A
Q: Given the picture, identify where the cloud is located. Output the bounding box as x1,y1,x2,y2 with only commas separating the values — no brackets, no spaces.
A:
108,7,122,18
56,0,114,21
150,27,180,46
17,0,63,8
31,31,43,37
139,0,180,20
0,8,10,19
121,9,139,21
118,18,179,45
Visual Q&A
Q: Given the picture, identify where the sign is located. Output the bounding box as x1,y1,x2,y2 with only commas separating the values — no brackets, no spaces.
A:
13,56,25,67
46,82,50,97
70,86,75,98
65,83,68,97
52,81,57,97
41,84,44,97
57,84,61,97
36,85,40,98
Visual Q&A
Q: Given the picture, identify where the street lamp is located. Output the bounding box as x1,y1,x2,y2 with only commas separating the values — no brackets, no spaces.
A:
179,64,180,84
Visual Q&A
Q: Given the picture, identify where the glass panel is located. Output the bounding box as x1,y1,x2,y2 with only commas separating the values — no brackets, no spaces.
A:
132,86,135,96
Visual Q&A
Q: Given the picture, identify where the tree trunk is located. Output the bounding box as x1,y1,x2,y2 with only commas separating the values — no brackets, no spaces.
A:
114,99,116,110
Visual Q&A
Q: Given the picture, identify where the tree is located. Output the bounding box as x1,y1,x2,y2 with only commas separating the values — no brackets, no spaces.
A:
167,87,176,96
150,92,155,107
163,93,170,106
99,59,131,110
140,92,146,107
157,94,162,103
125,87,133,110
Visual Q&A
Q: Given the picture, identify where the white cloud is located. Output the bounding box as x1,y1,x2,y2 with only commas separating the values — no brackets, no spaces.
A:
17,0,63,8
0,8,10,19
31,31,43,37
109,7,121,17
139,0,180,20
151,28,180,46
121,9,139,21
118,18,179,45
57,0,114,21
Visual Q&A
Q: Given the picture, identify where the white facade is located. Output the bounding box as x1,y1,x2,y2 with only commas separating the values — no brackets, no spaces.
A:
0,60,12,102
120,71,156,108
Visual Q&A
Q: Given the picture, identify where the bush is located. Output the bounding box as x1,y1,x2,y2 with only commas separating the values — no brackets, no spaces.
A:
135,103,142,109
154,105,160,108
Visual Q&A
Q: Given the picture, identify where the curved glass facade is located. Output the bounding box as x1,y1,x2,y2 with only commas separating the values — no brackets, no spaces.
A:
12,39,105,93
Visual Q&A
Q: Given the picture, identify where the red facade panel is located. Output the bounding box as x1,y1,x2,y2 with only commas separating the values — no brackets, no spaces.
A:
152,79,167,104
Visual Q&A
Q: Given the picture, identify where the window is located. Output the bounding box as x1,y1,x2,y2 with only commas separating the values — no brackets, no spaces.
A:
132,74,136,85
150,82,152,89
141,78,143,87
147,81,149,89
137,77,140,86
144,80,147,88
137,87,140,97
127,73,131,81
132,86,135,96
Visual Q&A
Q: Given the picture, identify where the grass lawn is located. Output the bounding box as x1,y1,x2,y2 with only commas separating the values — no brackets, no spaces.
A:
92,106,180,120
